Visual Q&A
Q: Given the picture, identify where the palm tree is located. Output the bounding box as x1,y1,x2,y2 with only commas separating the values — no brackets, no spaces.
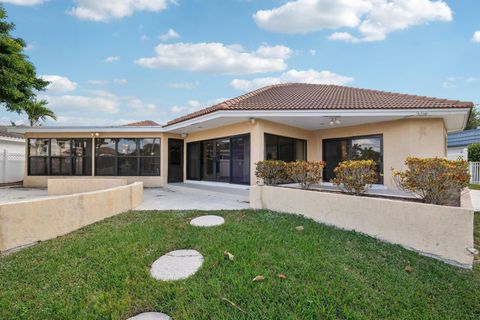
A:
22,99,56,126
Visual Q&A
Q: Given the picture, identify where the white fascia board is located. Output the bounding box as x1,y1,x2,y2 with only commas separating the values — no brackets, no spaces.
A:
163,108,471,132
8,126,166,134
0,136,25,142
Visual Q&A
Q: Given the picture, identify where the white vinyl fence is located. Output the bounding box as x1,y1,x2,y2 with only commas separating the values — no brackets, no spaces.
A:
0,150,24,183
469,162,480,185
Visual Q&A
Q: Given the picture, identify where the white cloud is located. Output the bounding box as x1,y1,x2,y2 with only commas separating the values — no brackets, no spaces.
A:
309,49,316,56
104,56,120,63
114,78,128,85
69,0,175,22
2,0,46,5
167,82,199,89
40,75,77,93
230,69,354,91
442,76,478,89
39,90,162,121
473,31,480,43
88,79,108,85
136,42,293,74
159,28,180,41
254,0,452,42
170,98,227,115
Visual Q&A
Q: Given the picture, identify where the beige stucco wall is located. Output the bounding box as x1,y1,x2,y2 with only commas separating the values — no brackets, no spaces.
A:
22,118,446,188
250,185,474,268
184,119,314,184
0,181,143,253
312,118,446,188
48,178,128,195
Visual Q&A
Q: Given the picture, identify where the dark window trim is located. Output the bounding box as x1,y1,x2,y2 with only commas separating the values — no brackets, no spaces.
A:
322,133,384,184
95,137,161,177
186,133,251,185
264,133,307,161
28,138,92,176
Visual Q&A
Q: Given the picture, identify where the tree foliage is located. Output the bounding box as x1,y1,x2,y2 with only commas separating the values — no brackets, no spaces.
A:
0,5,48,112
465,106,480,130
22,99,56,126
468,143,480,162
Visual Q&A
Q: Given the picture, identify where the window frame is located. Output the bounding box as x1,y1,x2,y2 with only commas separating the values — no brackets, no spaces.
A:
28,138,93,176
94,137,161,177
322,134,384,184
264,133,307,162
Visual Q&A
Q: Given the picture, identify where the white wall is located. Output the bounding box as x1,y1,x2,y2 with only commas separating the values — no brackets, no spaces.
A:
448,146,468,160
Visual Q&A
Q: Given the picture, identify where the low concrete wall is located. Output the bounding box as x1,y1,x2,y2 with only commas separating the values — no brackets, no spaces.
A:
250,185,475,268
0,182,143,253
48,178,128,196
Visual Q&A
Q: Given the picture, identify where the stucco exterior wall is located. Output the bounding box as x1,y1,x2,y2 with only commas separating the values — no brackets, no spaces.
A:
250,185,475,268
22,118,446,188
0,181,143,253
183,119,314,184
48,178,128,195
312,118,446,188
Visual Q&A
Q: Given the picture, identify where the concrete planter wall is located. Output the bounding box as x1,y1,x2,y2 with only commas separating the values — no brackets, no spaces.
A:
0,181,143,253
250,185,475,268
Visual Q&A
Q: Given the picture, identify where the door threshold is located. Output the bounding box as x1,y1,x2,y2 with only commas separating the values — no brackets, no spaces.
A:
184,180,250,190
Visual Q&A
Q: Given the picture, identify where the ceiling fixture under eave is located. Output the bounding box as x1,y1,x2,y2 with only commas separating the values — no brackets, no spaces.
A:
329,117,341,126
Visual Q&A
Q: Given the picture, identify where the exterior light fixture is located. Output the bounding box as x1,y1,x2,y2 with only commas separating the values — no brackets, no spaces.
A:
329,117,341,126
181,132,188,138
249,117,256,124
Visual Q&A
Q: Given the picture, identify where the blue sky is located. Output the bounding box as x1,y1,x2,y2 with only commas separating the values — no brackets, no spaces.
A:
2,0,479,126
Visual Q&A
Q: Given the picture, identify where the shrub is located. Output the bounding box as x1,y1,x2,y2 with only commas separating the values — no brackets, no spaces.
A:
393,157,469,206
255,160,288,185
468,143,480,162
285,161,325,189
332,160,377,195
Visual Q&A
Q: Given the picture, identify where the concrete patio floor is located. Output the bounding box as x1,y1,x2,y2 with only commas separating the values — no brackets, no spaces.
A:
0,186,48,204
134,183,250,211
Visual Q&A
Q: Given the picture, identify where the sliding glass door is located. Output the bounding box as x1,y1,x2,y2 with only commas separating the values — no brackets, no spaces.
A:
187,134,250,185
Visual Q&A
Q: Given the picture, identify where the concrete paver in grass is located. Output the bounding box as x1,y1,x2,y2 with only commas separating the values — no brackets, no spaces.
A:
150,249,204,281
128,312,171,320
190,215,225,227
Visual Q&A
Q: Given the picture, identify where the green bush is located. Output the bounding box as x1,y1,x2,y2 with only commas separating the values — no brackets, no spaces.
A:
332,160,378,195
393,157,469,206
468,143,480,162
255,160,288,185
285,161,325,189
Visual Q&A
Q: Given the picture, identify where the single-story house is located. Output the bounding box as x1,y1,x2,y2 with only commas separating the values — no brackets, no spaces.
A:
447,128,480,160
12,83,473,189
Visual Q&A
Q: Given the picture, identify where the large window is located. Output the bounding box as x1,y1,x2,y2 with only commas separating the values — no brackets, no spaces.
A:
265,133,307,162
28,138,92,176
323,134,383,183
95,138,160,176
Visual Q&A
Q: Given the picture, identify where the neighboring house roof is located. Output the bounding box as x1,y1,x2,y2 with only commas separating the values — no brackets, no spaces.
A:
166,83,474,126
448,128,480,148
0,126,25,140
124,120,160,127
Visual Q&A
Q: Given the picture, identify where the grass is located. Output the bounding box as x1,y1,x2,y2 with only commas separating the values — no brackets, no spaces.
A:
1,210,480,319
469,184,480,190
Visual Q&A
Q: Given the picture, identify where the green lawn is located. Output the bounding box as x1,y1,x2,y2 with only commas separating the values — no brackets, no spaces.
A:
1,210,480,319
469,184,480,190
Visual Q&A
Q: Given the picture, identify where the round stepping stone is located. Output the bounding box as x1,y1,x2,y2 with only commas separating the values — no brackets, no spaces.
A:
150,249,203,281
190,215,225,227
128,312,171,320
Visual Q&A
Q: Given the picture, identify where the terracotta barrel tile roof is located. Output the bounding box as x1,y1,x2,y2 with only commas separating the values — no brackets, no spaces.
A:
165,83,473,126
124,120,160,127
